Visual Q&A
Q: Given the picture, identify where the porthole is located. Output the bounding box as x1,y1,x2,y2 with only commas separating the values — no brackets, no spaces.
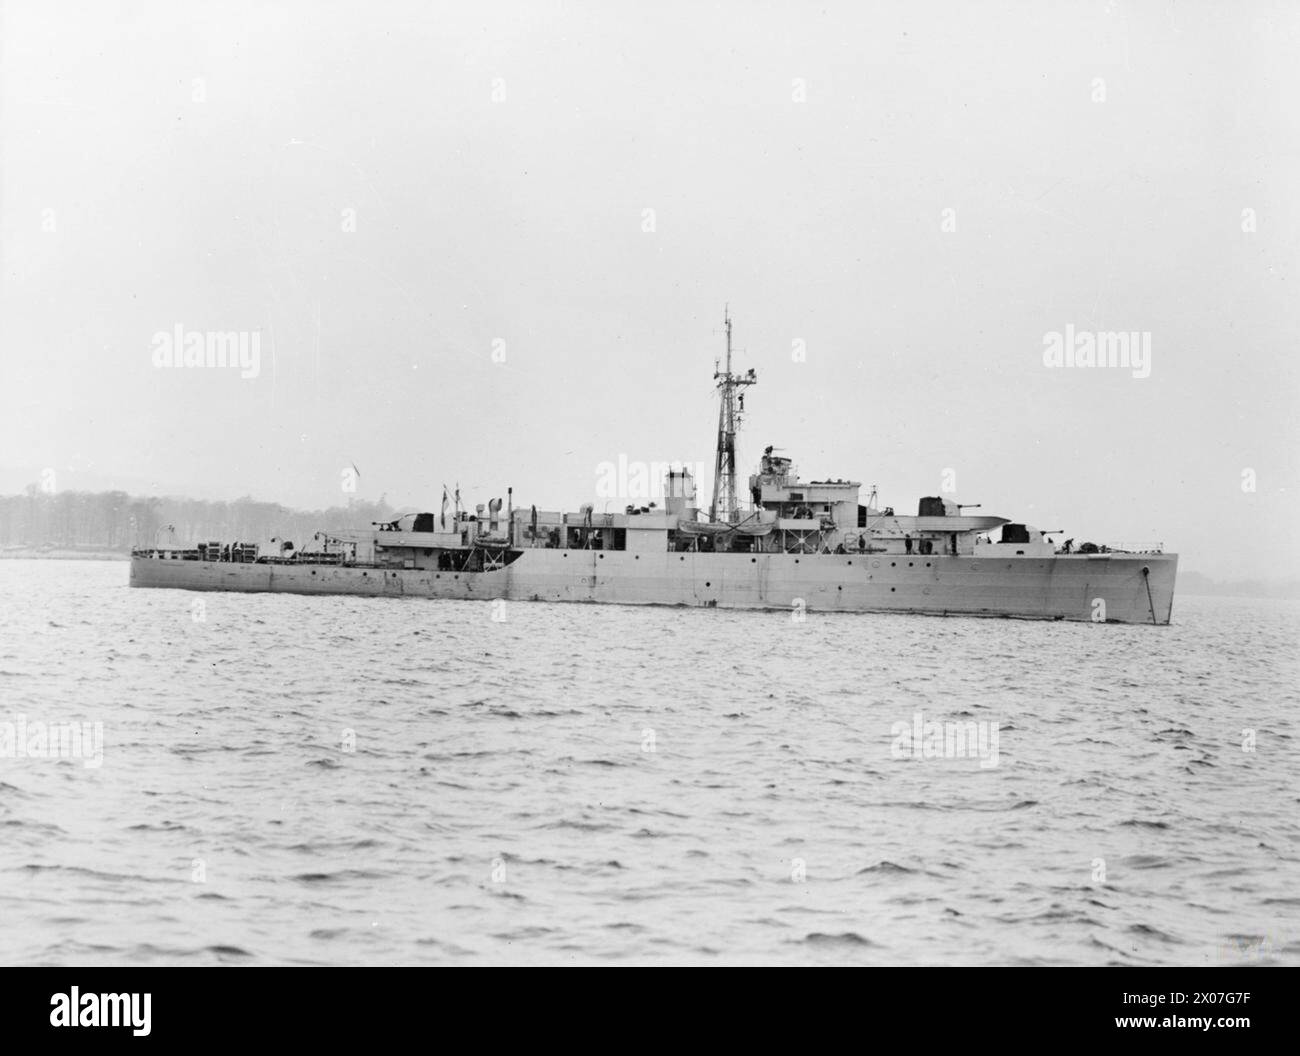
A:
705,581,711,587
891,562,896,567
890,587,896,592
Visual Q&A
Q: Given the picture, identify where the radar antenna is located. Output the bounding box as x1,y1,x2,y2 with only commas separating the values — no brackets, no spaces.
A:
710,307,757,523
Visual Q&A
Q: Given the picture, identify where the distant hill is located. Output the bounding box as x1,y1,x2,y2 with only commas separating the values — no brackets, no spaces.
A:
0,487,405,556
1178,570,1300,601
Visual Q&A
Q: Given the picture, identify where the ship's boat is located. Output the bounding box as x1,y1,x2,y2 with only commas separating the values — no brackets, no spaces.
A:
676,510,776,537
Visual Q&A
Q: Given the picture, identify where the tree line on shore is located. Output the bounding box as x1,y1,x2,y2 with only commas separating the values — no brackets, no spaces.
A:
0,487,402,553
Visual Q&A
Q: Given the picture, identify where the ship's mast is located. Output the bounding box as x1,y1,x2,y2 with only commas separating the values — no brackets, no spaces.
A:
710,307,757,523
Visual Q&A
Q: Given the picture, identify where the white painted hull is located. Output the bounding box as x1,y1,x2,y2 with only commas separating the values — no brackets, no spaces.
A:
130,549,1178,624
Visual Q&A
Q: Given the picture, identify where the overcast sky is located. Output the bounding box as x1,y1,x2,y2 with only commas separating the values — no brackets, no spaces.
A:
2,0,1296,580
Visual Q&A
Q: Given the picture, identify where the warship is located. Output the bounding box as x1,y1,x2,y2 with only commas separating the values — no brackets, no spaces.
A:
131,314,1177,624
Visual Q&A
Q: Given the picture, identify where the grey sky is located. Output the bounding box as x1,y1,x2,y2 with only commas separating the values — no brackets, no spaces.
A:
2,0,1296,580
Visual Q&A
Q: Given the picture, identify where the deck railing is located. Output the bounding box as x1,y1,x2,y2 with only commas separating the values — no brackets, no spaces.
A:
1101,541,1164,554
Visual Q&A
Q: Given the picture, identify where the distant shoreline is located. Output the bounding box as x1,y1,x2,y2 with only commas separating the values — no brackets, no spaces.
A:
0,549,128,562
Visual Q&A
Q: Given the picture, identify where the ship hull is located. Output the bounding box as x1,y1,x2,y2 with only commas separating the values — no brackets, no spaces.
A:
130,550,1178,624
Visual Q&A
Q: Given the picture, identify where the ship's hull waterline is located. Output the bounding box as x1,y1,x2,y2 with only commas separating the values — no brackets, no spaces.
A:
129,549,1177,625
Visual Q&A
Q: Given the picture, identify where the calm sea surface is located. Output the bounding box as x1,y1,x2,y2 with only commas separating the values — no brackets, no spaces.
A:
1,559,1297,966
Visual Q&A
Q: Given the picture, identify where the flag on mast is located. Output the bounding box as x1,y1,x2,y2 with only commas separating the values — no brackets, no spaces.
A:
441,485,449,529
